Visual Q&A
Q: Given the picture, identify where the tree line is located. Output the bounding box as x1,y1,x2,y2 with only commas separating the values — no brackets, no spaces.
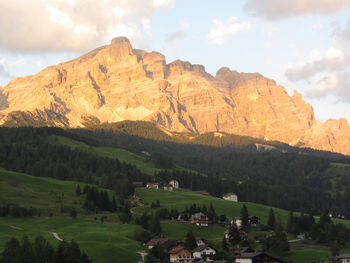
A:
0,235,91,263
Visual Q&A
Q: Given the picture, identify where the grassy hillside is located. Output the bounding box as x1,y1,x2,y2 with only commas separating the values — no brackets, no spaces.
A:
0,217,143,263
136,188,350,227
0,167,117,217
48,135,192,175
0,168,144,263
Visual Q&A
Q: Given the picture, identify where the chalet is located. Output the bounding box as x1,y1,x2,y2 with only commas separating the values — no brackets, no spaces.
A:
169,180,179,189
235,252,284,263
191,212,209,227
249,216,260,226
337,254,350,263
146,238,173,249
168,245,193,263
196,237,207,247
146,182,160,189
164,184,174,191
231,217,242,228
222,192,238,202
192,245,216,259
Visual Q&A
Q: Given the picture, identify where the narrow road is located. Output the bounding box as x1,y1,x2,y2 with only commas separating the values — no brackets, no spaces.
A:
51,232,63,241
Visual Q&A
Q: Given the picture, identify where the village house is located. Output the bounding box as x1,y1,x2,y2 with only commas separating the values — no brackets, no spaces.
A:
192,245,216,259
191,212,209,227
231,217,242,228
223,228,248,241
235,252,284,263
164,184,174,191
146,182,160,189
169,180,179,189
177,211,191,221
222,192,238,202
337,254,350,263
168,245,193,263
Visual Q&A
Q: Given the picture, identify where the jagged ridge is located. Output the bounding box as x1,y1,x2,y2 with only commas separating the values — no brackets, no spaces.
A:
0,36,349,155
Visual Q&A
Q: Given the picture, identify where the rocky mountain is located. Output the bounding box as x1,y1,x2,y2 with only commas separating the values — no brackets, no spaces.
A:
0,37,349,155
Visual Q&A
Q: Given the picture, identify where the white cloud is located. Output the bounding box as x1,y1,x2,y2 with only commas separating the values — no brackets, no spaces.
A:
152,0,175,8
165,31,187,42
0,0,175,53
206,17,250,45
244,0,350,20
285,46,350,102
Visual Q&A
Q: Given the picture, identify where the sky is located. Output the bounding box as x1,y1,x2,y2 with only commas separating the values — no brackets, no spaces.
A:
0,0,350,122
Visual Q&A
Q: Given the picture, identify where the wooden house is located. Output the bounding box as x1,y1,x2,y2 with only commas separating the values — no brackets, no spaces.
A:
168,246,192,263
191,212,209,227
146,182,160,189
235,252,284,263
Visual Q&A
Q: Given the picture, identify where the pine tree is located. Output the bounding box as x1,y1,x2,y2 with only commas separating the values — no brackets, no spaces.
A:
185,230,197,250
75,184,81,196
241,204,249,230
1,237,20,263
286,211,295,234
228,224,241,246
267,208,275,230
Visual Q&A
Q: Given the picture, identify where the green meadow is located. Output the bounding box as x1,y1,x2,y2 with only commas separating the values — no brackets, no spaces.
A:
0,217,143,263
49,135,192,175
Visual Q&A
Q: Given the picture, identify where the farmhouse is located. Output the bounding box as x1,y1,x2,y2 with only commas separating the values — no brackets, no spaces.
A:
191,212,209,227
146,182,159,189
337,254,350,263
192,245,216,259
222,192,238,202
231,217,242,228
168,246,193,263
235,252,284,263
169,180,179,189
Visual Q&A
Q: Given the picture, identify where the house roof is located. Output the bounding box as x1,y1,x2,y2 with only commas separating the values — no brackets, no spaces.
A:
168,245,190,254
192,212,207,219
192,244,216,253
236,252,283,262
169,180,179,183
146,238,170,246
337,254,350,259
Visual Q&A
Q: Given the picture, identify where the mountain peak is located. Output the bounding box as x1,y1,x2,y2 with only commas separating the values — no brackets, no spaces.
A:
0,37,349,155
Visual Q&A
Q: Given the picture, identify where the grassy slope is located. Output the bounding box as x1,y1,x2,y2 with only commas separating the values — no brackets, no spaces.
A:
136,188,350,227
136,188,350,263
0,168,144,263
49,135,192,175
0,217,143,263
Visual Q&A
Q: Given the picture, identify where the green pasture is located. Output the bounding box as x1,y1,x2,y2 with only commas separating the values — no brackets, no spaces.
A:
0,217,143,263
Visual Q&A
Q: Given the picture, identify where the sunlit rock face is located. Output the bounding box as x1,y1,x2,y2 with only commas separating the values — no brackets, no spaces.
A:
1,37,349,155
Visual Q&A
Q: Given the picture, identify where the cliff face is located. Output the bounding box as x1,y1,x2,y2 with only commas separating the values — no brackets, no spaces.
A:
0,37,349,155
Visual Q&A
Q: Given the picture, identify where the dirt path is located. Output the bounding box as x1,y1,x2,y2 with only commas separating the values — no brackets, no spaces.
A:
51,232,63,241
10,225,23,230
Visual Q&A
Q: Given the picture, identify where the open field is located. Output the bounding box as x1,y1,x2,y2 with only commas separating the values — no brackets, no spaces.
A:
0,167,115,217
0,217,143,263
331,162,350,168
49,135,193,175
136,188,350,227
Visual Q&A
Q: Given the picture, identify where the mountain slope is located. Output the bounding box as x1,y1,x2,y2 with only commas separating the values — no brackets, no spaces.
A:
0,36,349,155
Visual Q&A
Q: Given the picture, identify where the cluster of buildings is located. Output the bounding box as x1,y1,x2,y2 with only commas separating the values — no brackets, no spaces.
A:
144,237,284,263
144,180,180,192
145,237,218,263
